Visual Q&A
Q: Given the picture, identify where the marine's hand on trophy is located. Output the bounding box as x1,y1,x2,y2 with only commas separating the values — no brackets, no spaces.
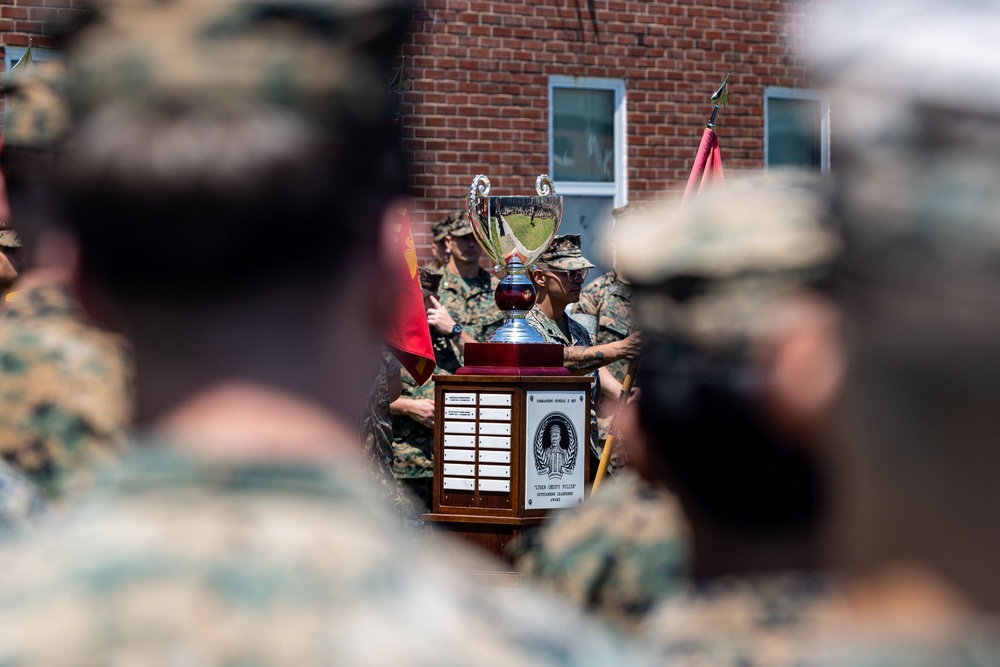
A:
427,295,457,335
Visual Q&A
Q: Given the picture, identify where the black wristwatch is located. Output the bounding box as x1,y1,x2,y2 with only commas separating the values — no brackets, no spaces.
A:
449,323,463,339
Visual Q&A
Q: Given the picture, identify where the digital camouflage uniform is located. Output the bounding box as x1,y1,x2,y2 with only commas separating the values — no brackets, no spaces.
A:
437,214,503,349
0,284,134,499
575,270,634,383
0,52,134,502
615,172,841,665
360,350,409,517
517,470,689,630
642,573,841,666
0,446,647,666
527,234,607,469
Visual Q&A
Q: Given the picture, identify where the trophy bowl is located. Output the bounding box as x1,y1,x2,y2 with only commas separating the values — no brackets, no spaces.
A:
468,174,563,344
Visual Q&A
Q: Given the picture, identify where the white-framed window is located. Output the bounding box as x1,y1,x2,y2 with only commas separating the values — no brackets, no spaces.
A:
4,45,55,72
764,87,830,173
548,76,627,277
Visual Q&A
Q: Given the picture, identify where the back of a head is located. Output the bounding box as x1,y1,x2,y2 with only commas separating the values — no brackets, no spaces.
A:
56,0,411,303
615,171,839,534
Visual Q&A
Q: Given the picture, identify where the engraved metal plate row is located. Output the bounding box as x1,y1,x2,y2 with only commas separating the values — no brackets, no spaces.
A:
441,392,513,493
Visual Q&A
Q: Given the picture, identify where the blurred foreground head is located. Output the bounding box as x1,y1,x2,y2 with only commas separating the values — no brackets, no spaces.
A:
59,0,410,303
49,0,411,420
615,171,840,552
816,0,1000,607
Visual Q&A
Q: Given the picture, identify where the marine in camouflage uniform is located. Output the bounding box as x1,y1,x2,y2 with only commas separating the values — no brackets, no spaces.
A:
390,269,450,512
517,470,689,630
613,171,843,663
0,445,646,666
437,214,503,349
574,204,642,385
0,47,134,500
801,4,1000,664
0,284,134,498
0,2,646,663
527,234,639,471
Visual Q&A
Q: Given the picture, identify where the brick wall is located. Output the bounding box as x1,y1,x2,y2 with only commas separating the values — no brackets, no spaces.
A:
0,0,817,263
0,1,83,50
400,0,817,258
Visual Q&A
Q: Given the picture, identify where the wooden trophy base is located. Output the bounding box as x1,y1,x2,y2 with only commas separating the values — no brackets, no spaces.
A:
424,342,591,569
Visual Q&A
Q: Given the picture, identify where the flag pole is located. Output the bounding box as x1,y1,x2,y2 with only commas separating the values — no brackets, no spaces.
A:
682,73,729,201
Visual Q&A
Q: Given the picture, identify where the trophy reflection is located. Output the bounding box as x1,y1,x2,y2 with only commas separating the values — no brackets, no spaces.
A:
468,174,563,344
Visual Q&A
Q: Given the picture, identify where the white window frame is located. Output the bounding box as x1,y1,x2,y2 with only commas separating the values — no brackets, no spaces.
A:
548,76,627,207
764,86,831,173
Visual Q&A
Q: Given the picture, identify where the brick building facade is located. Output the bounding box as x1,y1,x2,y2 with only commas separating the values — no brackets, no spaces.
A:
0,0,822,267
399,0,821,266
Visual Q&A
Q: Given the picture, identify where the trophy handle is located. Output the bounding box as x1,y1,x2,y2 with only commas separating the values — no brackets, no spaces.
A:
469,174,491,228
535,174,556,196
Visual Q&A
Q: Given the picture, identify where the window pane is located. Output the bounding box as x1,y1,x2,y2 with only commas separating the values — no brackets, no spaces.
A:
552,88,615,183
768,97,822,168
558,195,614,279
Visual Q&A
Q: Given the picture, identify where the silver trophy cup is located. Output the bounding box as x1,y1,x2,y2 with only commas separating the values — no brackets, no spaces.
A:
468,174,563,344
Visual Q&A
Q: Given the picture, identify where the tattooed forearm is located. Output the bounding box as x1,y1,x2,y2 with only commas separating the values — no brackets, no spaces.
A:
563,346,609,374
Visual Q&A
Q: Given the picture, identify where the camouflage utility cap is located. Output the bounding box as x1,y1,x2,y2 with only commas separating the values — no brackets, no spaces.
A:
813,2,1000,301
66,0,410,128
2,50,70,150
433,210,465,242
616,170,839,351
537,234,595,272
446,211,474,237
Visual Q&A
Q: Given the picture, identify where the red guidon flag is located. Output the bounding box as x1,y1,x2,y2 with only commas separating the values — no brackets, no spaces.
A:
386,206,435,386
682,126,725,202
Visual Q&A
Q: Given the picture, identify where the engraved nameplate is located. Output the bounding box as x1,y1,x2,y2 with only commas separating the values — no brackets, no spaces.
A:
479,450,511,464
443,463,475,477
479,393,512,407
478,465,511,478
477,479,510,493
478,422,511,436
444,421,476,435
444,393,477,405
479,436,511,449
444,449,476,463
479,408,511,421
443,477,475,491
443,407,476,420
443,435,475,448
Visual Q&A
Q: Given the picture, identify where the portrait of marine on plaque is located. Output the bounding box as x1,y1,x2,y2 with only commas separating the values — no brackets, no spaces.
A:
533,413,578,480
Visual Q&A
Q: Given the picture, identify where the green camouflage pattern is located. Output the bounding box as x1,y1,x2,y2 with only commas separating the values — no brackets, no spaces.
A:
525,306,602,467
642,572,841,666
0,283,133,498
536,234,596,272
575,270,634,383
517,471,689,630
615,171,838,354
440,209,471,239
437,265,503,348
359,350,400,504
65,0,408,128
431,211,464,243
0,446,645,666
2,52,70,150
391,366,437,480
